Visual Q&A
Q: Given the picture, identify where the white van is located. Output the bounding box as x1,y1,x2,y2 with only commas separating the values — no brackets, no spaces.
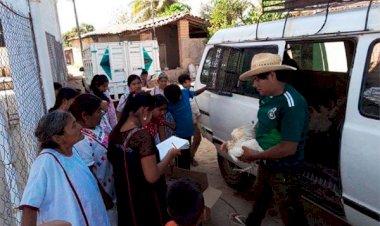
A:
194,3,380,226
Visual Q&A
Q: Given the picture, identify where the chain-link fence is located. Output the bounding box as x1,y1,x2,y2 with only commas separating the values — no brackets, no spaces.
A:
0,2,45,225
46,32,67,85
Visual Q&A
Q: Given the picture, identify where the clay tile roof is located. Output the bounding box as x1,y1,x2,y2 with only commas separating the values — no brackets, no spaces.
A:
73,13,205,40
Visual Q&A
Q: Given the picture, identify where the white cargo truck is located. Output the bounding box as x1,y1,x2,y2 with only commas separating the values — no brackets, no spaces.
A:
82,40,161,100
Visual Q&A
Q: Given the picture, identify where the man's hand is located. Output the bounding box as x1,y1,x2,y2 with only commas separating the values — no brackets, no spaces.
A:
238,146,261,162
220,142,229,152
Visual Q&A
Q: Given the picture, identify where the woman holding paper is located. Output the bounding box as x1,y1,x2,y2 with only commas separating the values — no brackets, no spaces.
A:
108,92,181,226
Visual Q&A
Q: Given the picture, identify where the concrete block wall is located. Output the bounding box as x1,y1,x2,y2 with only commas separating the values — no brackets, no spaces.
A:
181,38,206,67
30,0,63,108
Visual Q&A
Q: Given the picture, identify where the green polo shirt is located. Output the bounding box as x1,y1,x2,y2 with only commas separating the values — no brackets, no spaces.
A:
256,84,309,170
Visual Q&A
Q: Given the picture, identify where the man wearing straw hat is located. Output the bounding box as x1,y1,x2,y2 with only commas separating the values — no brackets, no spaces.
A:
226,53,309,226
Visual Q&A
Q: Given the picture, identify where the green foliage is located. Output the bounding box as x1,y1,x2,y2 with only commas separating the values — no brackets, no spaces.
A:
206,0,285,37
246,2,285,24
207,0,253,36
62,23,95,47
158,2,191,17
115,1,190,24
131,0,177,22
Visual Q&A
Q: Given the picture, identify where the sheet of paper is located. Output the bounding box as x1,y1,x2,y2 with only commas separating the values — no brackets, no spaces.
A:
157,136,189,160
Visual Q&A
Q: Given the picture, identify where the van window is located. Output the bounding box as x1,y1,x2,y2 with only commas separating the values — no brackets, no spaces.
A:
200,48,213,84
360,40,380,120
236,47,278,97
200,45,278,97
290,41,348,72
200,46,243,95
286,40,354,122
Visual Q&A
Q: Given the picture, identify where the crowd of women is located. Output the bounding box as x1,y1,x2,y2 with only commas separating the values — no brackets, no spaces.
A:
19,71,196,226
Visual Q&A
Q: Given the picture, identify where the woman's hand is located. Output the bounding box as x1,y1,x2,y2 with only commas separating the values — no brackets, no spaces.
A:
168,148,181,158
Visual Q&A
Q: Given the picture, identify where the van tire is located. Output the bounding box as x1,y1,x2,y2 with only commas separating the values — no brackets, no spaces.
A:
217,153,255,190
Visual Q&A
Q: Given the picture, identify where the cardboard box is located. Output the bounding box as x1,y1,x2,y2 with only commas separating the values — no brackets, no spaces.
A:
167,167,222,208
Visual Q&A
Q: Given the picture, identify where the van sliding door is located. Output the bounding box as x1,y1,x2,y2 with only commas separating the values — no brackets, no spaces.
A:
341,35,380,225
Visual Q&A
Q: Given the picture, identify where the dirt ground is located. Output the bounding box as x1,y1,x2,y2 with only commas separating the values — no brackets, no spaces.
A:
191,139,283,226
66,75,349,226
191,138,350,226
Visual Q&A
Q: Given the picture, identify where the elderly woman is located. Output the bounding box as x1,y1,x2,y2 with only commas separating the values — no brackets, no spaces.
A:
19,111,110,226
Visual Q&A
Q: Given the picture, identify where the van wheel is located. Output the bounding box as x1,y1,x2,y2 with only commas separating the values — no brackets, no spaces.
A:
217,153,255,190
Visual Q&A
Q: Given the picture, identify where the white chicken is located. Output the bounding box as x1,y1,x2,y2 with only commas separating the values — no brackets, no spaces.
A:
227,124,264,161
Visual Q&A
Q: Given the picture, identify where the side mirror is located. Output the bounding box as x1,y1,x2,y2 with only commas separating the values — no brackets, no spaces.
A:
79,67,84,72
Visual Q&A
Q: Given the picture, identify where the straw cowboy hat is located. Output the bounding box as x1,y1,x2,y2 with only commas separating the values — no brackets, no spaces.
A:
239,53,296,81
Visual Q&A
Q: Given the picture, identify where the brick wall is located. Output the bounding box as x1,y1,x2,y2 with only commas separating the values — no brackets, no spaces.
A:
140,31,153,40
70,37,94,49
121,34,140,41
177,19,206,69
98,35,121,43
177,19,190,68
